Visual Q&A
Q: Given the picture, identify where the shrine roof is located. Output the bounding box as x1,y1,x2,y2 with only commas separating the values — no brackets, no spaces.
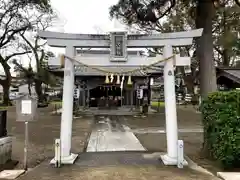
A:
217,67,240,84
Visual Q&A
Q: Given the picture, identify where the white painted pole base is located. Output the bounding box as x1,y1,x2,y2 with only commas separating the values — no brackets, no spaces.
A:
160,147,188,166
50,153,78,165
160,154,178,165
160,154,188,166
177,140,188,168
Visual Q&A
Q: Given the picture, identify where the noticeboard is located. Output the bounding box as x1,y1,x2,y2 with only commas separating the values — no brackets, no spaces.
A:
16,94,38,122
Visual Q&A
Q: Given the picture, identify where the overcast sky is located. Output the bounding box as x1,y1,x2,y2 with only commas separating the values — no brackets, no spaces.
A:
51,0,121,33
3,0,122,75
46,0,127,58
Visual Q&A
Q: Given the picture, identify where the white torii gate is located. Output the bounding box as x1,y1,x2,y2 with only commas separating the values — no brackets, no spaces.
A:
38,29,203,165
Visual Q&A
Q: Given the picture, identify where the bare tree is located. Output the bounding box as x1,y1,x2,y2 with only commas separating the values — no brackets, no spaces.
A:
0,0,51,105
18,12,58,103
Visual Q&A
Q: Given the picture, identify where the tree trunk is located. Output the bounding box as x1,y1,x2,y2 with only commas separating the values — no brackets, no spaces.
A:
196,0,217,157
222,8,230,66
223,49,230,66
2,81,10,106
0,62,12,106
35,80,44,103
28,83,32,96
196,0,217,99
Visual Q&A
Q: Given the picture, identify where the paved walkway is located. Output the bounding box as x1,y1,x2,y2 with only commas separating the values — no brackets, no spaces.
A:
86,116,145,152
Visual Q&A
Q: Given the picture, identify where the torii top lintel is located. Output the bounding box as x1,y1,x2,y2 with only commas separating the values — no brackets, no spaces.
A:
38,29,203,48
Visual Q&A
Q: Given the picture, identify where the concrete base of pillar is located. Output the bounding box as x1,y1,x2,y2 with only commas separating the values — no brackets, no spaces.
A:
50,153,78,165
160,154,188,166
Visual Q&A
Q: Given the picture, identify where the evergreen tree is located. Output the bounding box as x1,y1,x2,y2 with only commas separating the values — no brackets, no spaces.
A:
109,0,240,98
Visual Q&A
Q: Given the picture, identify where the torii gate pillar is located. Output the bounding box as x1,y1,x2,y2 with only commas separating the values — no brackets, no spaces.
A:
160,45,179,165
51,46,78,164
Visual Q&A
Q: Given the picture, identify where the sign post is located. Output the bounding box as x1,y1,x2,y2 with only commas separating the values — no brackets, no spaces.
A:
24,121,28,170
16,94,38,171
21,99,32,170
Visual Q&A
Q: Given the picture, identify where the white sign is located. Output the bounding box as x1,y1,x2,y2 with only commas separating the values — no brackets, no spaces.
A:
137,89,143,99
150,78,154,86
73,88,80,98
139,85,148,89
21,100,32,114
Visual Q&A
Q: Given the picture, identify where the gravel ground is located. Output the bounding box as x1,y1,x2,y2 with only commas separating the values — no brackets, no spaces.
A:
5,106,221,180
6,105,93,169
4,105,221,180
18,160,219,180
123,107,221,174
125,107,202,129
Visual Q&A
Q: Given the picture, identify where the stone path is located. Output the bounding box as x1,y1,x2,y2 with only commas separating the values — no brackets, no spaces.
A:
217,172,240,180
86,115,145,152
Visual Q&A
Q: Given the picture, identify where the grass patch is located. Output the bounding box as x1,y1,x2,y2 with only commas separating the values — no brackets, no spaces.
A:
0,106,8,110
0,103,9,110
50,101,62,106
151,101,165,107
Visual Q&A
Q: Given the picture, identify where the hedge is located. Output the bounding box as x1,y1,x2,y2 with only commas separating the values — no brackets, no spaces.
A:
201,91,240,169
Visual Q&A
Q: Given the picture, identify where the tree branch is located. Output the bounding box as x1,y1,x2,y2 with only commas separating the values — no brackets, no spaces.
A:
234,0,240,6
1,24,30,48
214,45,223,55
0,14,15,46
5,51,31,61
20,33,35,50
156,0,176,20
0,2,19,23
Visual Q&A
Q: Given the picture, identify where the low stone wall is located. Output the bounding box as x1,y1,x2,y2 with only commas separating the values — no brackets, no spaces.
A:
0,136,12,165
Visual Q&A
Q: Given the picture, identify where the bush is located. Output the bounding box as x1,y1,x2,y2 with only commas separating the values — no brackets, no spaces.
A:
201,91,240,169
